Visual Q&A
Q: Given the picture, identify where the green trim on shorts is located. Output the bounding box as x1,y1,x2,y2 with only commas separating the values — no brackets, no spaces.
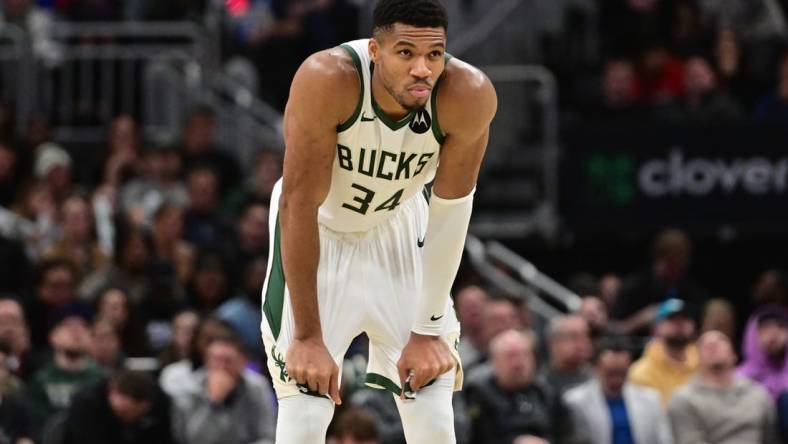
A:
365,373,435,400
263,216,286,340
421,185,431,204
365,373,413,399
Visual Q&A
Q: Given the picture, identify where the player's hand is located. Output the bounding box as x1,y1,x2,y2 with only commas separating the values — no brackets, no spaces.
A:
206,369,237,403
397,332,455,397
286,337,341,405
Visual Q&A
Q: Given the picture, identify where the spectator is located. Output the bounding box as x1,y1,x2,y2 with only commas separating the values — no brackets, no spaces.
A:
0,338,23,396
349,387,470,444
94,287,150,357
465,329,570,444
0,298,31,380
158,309,199,368
120,143,188,227
216,257,266,359
779,391,788,442
91,317,123,370
681,56,743,122
24,258,91,351
182,166,235,257
223,149,283,215
593,59,644,121
713,28,757,108
579,296,611,342
564,337,673,444
159,317,232,397
170,334,276,444
634,43,685,107
752,269,788,309
44,195,111,276
454,285,489,370
737,305,788,401
0,141,20,207
756,53,788,121
97,116,142,187
465,297,524,381
34,142,74,206
189,253,232,314
180,106,241,194
0,344,34,444
612,229,707,336
150,203,195,289
232,200,269,273
63,369,175,444
629,299,699,405
81,222,152,304
668,330,779,444
26,317,106,430
700,298,736,340
330,408,381,444
540,315,593,394
599,274,621,311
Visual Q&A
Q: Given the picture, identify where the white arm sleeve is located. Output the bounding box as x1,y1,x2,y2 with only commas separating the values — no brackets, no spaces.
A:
412,188,475,336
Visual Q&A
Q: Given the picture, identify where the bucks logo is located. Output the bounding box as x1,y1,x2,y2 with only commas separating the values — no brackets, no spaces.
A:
271,345,290,383
409,108,431,134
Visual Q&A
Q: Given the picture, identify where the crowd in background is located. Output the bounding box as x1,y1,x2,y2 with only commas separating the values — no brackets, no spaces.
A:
1,1,788,444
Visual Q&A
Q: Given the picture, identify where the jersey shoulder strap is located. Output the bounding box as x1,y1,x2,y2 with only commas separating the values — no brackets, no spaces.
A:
337,39,372,132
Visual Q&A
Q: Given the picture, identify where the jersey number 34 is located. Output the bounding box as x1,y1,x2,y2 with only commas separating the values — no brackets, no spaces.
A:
342,183,404,215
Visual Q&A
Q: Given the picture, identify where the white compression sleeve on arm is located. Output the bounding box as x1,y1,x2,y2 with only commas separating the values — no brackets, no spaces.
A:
412,188,475,336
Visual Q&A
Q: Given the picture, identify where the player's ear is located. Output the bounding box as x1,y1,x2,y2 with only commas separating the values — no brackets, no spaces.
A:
368,38,380,64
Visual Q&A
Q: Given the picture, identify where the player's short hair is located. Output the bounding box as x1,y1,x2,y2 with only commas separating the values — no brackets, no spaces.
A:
110,369,157,402
592,335,632,364
373,0,448,35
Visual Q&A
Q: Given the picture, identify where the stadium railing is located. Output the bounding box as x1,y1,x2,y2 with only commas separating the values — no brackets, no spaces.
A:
465,234,576,322
0,23,34,134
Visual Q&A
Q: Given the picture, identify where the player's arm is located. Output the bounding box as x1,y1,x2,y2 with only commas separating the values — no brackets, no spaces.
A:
279,48,357,403
399,60,497,391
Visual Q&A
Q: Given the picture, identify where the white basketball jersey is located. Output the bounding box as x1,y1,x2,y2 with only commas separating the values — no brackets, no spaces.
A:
318,39,445,233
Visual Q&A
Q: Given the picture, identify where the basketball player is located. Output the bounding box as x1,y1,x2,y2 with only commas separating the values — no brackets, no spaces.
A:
261,1,496,442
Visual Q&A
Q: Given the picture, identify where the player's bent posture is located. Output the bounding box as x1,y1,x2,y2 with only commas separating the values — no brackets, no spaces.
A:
260,0,496,442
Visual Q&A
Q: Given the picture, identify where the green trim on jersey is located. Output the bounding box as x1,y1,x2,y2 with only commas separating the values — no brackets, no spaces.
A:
337,44,365,133
263,216,286,340
431,76,446,144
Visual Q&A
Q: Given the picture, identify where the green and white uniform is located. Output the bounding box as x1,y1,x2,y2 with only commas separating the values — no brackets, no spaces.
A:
261,39,462,404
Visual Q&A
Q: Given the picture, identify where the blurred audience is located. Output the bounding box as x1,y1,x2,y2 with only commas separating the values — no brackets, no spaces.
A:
170,334,276,444
454,285,489,370
680,55,743,122
668,330,779,444
0,298,31,380
465,329,570,444
700,298,736,340
329,408,382,444
629,299,699,405
180,106,241,194
24,258,91,351
540,314,593,394
564,336,672,444
612,229,707,336
579,296,611,342
26,316,105,431
737,305,788,401
63,369,174,444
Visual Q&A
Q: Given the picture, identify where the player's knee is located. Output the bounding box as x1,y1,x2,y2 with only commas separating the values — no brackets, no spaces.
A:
276,395,335,444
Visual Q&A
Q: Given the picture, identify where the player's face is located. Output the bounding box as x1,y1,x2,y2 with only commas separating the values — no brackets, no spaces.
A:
370,24,446,111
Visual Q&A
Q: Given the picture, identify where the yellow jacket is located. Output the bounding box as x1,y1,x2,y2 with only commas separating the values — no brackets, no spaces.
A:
628,340,698,406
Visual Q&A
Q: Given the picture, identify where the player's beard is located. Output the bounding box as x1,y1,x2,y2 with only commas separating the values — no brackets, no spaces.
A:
382,77,428,111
